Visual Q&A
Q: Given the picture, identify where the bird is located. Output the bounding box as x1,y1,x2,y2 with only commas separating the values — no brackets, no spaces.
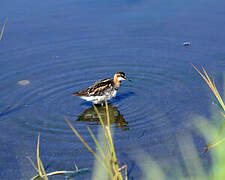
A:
73,71,129,104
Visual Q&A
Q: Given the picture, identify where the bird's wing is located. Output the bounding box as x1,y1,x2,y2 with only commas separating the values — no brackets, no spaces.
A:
73,78,113,96
88,78,114,96
92,78,112,88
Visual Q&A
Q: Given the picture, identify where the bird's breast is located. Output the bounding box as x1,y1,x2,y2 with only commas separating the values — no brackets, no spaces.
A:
112,89,117,97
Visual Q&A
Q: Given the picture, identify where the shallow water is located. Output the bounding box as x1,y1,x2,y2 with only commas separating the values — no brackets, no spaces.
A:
1,0,225,179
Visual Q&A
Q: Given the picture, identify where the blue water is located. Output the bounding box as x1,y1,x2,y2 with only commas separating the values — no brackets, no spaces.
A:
1,0,225,179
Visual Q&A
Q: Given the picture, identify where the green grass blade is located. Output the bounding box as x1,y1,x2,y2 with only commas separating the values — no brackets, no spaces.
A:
46,169,88,176
37,135,48,180
37,134,43,178
93,105,109,141
32,170,89,179
93,105,112,168
87,127,114,179
193,64,225,152
93,105,106,126
204,137,225,153
65,118,114,178
65,118,96,156
105,99,110,126
87,126,109,162
27,156,38,173
40,160,48,180
104,100,122,179
0,17,8,41
192,64,211,87
192,64,225,111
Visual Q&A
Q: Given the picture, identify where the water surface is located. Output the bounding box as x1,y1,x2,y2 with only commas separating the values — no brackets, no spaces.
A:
1,0,225,179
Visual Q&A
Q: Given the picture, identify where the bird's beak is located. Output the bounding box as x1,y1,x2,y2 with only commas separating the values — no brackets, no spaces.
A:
125,76,131,81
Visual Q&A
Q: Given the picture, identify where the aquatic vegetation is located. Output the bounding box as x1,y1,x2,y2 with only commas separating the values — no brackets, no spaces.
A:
28,65,225,180
0,17,8,41
192,65,225,112
133,121,225,180
66,99,128,180
192,64,225,152
30,134,88,180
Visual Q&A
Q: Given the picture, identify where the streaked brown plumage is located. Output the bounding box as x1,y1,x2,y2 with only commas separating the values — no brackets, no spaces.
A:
73,71,129,104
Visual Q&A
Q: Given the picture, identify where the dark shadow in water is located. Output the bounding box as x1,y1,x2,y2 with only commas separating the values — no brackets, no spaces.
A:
76,103,129,131
80,91,135,106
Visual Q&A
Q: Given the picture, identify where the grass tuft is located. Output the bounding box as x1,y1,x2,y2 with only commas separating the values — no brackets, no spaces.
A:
192,64,225,153
30,134,87,179
66,99,127,180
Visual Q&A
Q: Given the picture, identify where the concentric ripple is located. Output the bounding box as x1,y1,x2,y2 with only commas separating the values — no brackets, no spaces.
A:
1,0,225,179
0,40,196,138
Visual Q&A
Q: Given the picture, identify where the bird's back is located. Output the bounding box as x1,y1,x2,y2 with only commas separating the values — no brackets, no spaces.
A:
73,78,114,97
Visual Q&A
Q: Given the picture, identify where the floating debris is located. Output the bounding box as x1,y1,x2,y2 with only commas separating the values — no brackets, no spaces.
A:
17,80,30,86
183,41,191,46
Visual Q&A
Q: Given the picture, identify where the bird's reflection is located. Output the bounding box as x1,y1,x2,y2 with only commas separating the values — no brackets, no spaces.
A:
76,104,129,131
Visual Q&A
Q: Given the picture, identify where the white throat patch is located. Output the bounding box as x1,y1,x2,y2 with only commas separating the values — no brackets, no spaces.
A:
117,76,126,81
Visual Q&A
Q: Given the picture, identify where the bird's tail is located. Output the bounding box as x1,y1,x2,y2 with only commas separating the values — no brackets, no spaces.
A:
73,92,80,96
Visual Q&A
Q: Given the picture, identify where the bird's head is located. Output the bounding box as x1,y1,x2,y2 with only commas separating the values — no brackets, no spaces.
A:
113,71,130,86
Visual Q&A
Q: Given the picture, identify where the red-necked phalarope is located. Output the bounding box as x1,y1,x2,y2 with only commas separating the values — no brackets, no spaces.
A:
73,71,130,104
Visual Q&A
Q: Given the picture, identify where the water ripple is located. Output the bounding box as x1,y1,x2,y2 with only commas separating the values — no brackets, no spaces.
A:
0,51,194,138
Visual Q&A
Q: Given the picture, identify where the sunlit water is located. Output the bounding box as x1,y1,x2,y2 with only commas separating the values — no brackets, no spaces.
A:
1,0,225,179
